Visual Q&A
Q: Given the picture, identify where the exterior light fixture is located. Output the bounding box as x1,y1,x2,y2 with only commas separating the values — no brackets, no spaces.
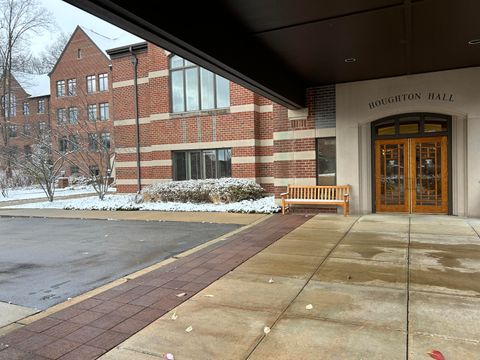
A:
344,58,357,63
468,39,480,45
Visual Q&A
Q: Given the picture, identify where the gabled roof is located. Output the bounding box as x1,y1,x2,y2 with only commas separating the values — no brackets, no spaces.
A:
12,72,50,98
82,27,143,57
49,26,144,75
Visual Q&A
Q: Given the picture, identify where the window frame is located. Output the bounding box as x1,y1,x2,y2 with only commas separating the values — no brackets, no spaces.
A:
86,75,96,93
316,137,337,186
37,99,45,114
99,102,109,121
67,78,77,96
56,80,66,97
172,148,231,181
23,101,30,115
68,107,78,124
87,104,97,121
98,73,108,92
169,55,230,113
59,136,68,153
57,108,66,124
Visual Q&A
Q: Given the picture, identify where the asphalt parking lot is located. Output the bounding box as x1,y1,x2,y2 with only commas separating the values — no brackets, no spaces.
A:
0,217,239,310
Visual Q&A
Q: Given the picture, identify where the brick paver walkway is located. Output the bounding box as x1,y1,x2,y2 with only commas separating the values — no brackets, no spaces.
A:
0,214,309,360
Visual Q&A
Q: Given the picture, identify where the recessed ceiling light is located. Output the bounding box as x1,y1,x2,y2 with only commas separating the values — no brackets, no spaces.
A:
344,58,356,63
468,39,480,45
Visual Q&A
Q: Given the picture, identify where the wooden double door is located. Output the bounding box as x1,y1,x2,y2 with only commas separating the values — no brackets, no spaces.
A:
374,136,448,213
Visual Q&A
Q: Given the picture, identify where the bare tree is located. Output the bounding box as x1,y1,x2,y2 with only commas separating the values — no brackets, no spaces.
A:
0,125,71,201
31,32,70,73
0,0,52,175
56,109,115,200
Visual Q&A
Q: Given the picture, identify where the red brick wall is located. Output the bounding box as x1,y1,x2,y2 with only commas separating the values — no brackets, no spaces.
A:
49,27,113,176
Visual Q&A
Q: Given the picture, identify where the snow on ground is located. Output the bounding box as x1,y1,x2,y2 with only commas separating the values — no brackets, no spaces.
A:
0,185,106,202
9,194,280,214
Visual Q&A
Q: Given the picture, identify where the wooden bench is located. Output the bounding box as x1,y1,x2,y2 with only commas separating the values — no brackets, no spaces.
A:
280,185,350,216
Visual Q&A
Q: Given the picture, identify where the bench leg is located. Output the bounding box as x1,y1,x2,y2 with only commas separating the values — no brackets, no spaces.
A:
345,202,349,216
282,199,286,215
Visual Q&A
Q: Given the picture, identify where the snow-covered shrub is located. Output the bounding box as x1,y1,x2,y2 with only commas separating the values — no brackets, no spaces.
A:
142,178,265,204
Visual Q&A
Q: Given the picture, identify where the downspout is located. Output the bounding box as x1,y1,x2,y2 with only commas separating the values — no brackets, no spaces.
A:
130,47,141,193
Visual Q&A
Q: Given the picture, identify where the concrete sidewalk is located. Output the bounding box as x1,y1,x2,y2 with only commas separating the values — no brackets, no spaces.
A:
0,208,266,225
101,214,480,360
1,213,479,359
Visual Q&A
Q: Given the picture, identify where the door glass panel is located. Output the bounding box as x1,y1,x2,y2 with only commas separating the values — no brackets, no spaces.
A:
379,143,405,206
415,141,442,206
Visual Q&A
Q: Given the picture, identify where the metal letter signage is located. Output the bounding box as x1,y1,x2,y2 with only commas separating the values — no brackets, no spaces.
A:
368,92,454,110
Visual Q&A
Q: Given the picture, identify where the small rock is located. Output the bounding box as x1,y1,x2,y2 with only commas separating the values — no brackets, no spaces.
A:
185,325,193,333
164,353,175,360
171,312,178,320
268,278,274,284
263,326,271,334
306,304,313,310
176,292,186,297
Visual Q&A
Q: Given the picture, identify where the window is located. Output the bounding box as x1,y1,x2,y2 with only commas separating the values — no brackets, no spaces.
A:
59,136,68,152
173,148,231,180
77,49,82,59
23,102,29,115
69,135,79,151
87,104,97,121
23,123,32,135
57,108,66,124
88,133,98,151
70,165,79,175
24,145,32,158
39,121,47,134
99,103,109,120
86,75,96,93
2,93,16,117
98,73,108,92
317,138,336,186
67,79,77,96
101,132,111,149
68,107,78,124
89,165,99,177
8,124,17,138
56,80,66,97
37,99,45,114
169,55,230,112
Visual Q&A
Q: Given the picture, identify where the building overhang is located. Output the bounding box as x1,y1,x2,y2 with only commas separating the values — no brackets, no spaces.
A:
64,0,480,109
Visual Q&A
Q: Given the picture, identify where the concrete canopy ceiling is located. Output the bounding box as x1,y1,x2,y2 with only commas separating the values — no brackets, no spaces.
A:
64,0,480,109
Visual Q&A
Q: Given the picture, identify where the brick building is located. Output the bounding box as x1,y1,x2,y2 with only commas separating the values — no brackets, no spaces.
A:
49,26,139,177
0,73,50,158
108,43,317,197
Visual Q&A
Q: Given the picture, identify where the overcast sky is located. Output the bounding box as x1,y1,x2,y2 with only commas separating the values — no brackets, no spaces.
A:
31,0,137,55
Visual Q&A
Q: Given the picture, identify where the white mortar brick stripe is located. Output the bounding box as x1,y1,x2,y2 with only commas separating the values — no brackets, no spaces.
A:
112,77,149,88
150,113,170,121
114,117,151,126
148,70,169,78
273,129,316,141
257,177,274,183
116,160,172,168
116,139,273,154
231,156,274,164
274,178,317,186
116,178,171,185
274,151,316,161
230,104,274,113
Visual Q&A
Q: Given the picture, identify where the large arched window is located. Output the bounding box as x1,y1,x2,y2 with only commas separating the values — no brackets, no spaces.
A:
169,55,230,112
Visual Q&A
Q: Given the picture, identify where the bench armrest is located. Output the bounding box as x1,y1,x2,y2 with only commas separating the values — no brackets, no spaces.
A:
344,193,350,201
280,192,289,198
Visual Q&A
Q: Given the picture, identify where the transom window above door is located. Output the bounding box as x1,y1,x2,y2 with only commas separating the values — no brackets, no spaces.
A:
373,113,450,139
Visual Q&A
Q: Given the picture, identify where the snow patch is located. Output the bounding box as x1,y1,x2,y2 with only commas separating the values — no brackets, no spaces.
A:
9,194,280,214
